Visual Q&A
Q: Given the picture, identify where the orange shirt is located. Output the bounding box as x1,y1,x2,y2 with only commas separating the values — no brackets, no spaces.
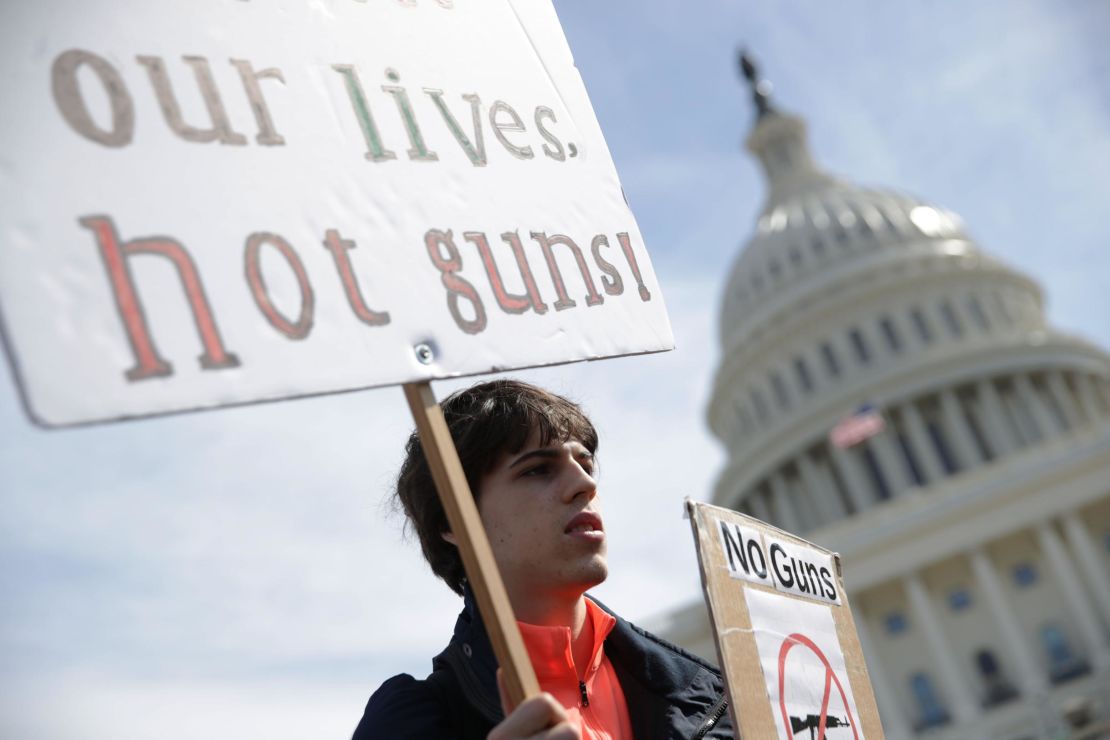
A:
517,599,634,740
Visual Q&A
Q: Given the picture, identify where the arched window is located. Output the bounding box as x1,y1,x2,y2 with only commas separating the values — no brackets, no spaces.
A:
947,588,972,612
974,649,1018,707
1041,623,1089,684
884,611,908,635
909,673,950,730
1012,562,1038,588
976,649,999,677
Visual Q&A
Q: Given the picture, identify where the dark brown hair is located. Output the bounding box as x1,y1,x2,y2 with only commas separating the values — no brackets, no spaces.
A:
395,379,598,595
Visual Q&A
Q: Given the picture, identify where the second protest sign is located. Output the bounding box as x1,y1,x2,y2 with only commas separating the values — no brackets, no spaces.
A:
689,501,885,739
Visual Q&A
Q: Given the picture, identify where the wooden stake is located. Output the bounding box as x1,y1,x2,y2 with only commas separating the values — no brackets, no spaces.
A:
402,381,540,709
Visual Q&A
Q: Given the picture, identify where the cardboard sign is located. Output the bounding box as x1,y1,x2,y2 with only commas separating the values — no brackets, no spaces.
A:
0,0,672,427
688,501,884,739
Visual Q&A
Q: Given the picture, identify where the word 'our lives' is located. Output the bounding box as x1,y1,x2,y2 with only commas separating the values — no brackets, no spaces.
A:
48,44,653,383
717,519,841,605
52,49,578,162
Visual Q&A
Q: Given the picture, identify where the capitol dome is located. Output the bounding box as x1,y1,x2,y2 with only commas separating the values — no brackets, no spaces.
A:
663,55,1110,740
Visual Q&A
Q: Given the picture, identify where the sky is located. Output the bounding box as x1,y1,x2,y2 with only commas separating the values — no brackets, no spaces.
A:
2,1,1109,738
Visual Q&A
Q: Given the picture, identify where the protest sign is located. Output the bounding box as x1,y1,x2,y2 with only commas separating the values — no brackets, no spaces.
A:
1,0,676,709
688,501,885,739
0,0,672,428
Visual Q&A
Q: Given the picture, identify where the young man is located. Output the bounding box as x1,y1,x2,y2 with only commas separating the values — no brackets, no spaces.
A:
353,380,732,739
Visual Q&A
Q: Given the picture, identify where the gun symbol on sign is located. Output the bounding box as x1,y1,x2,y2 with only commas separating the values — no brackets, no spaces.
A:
789,713,851,738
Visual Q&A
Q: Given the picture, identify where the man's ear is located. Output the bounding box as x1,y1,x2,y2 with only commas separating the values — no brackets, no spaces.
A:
441,530,458,546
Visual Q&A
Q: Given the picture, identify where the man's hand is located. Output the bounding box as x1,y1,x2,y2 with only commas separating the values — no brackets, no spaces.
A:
488,668,581,740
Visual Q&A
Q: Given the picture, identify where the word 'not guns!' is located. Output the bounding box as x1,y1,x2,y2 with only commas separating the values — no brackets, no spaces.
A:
80,216,654,382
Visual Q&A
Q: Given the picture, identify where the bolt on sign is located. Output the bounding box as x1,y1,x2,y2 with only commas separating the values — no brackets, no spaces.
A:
688,501,885,739
0,0,673,427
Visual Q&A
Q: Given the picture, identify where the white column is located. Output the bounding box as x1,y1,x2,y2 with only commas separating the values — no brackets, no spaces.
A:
816,341,842,386
998,381,1036,446
899,402,946,484
938,389,983,469
797,452,846,521
855,613,913,739
830,445,870,514
1045,371,1082,429
891,312,918,354
1061,511,1110,632
803,347,828,393
862,321,887,362
903,574,979,722
949,299,977,336
785,471,820,530
867,431,914,497
974,378,1017,456
985,289,1011,329
1013,374,1059,438
1095,376,1110,412
1074,373,1105,422
747,487,773,525
833,332,860,371
829,445,873,513
1036,522,1110,670
815,453,853,517
968,549,1047,694
768,472,804,534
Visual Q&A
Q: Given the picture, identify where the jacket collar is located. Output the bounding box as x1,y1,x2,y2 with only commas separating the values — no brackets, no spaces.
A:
433,585,726,736
431,585,503,723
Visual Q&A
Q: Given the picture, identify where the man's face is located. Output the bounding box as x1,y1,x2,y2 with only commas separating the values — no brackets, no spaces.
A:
476,429,608,607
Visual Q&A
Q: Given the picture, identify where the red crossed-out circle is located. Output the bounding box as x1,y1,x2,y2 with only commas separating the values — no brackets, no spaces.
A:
777,633,859,740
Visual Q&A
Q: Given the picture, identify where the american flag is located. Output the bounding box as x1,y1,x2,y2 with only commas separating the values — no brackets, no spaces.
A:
829,404,886,449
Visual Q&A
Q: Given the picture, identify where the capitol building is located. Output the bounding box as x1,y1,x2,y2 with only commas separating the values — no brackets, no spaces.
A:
660,58,1110,739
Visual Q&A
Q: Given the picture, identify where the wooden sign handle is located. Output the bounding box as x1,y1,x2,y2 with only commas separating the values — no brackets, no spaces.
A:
402,381,540,710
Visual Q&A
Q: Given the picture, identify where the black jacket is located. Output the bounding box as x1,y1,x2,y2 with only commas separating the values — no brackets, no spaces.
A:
352,591,733,739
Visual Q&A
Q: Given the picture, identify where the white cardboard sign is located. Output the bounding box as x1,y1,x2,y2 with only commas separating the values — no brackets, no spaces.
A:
690,502,885,738
745,588,862,740
0,0,673,427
